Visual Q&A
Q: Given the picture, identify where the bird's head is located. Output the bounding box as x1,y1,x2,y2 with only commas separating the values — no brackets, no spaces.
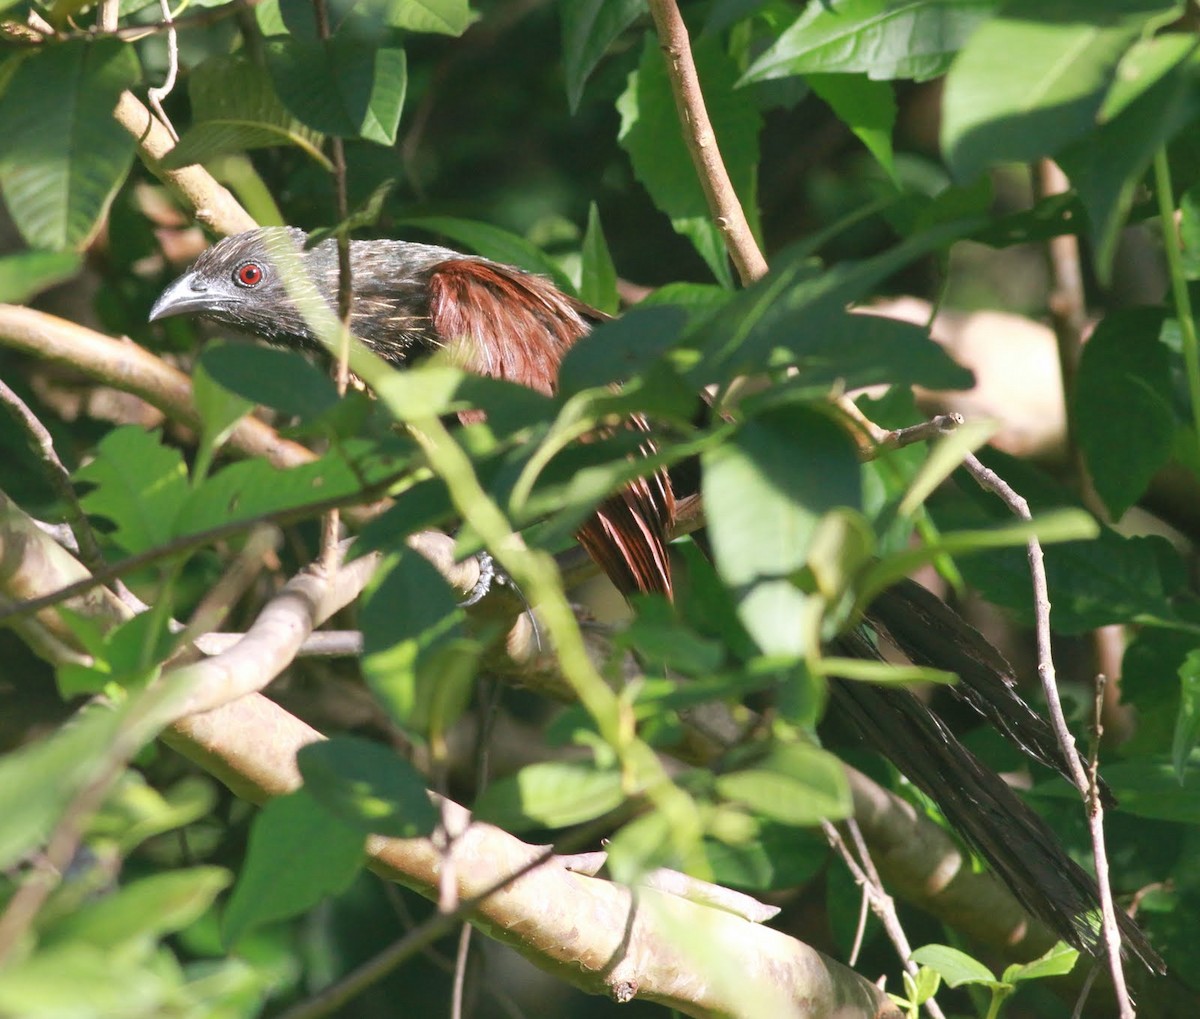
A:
149,226,332,343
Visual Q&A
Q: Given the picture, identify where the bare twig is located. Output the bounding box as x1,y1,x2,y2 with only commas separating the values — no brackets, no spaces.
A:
823,820,947,1019
962,452,1133,1018
145,0,180,141
0,378,104,573
645,0,768,285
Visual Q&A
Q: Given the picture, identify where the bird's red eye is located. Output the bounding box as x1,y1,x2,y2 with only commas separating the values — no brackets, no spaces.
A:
235,262,264,287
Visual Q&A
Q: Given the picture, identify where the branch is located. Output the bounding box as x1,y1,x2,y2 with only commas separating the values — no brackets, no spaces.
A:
645,0,768,285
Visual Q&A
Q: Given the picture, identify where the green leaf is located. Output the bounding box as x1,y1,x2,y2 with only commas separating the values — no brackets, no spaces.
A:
941,0,1180,182
715,741,851,826
473,761,625,832
1074,309,1175,518
806,74,897,181
910,944,998,987
558,304,690,394
0,944,170,1018
1057,43,1200,281
297,736,441,837
702,822,827,892
398,216,573,290
618,34,761,287
266,37,407,145
703,405,861,656
0,39,139,249
1098,33,1197,123
579,203,619,315
42,867,231,949
0,704,122,871
820,657,957,686
75,426,189,555
377,0,472,34
192,360,255,471
688,222,976,389
360,551,478,735
223,790,363,944
198,343,340,421
1002,942,1080,983
561,0,645,112
0,250,81,303
1173,649,1200,783
1036,759,1200,823
742,0,996,85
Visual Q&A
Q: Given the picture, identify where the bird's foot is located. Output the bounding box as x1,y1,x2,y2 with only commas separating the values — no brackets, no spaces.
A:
459,551,496,607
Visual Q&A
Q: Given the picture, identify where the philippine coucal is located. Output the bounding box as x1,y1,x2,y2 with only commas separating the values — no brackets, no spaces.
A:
150,226,1163,973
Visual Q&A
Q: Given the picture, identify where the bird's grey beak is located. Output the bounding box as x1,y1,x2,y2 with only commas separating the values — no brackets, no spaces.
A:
148,271,213,322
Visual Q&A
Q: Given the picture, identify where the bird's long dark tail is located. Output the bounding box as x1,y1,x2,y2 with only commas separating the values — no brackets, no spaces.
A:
831,626,1163,974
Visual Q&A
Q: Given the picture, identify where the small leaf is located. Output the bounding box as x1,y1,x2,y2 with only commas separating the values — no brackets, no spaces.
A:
561,0,645,111
266,37,407,145
223,790,363,944
715,741,851,827
1074,309,1175,518
298,736,440,837
42,868,231,949
1173,649,1200,784
579,203,618,315
0,39,139,248
820,657,957,686
1002,941,1080,983
473,761,625,832
191,360,255,468
806,74,897,181
910,944,998,987
377,0,473,35
0,250,81,303
198,343,340,421
397,216,572,290
75,427,189,555
742,0,996,85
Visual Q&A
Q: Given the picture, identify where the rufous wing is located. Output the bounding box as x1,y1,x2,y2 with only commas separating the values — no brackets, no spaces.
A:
427,258,675,597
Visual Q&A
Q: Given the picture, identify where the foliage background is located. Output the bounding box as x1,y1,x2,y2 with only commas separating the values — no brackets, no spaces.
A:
1,0,1200,1017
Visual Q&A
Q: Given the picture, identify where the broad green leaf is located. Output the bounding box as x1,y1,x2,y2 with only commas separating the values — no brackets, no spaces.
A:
618,34,761,287
41,867,230,949
1002,942,1080,983
199,343,340,421
472,761,625,831
1073,309,1174,519
1098,33,1197,122
191,361,255,472
297,736,441,836
806,74,897,180
1173,649,1200,783
360,551,476,735
941,0,1180,182
75,426,189,554
165,55,329,169
703,405,860,656
266,37,407,145
742,0,996,85
715,741,851,826
0,250,81,303
1036,759,1200,824
1057,45,1200,281
702,822,827,892
398,216,573,290
561,0,645,111
0,704,122,871
558,304,690,394
688,221,976,389
223,790,363,944
911,944,998,987
0,39,139,249
378,0,472,34
0,944,170,1017
579,202,619,315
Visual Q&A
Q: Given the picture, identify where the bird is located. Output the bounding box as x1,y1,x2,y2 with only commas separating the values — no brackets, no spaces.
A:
150,226,1163,973
149,226,675,598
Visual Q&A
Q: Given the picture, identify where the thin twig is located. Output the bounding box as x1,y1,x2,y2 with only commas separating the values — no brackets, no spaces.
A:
822,821,947,1019
146,0,180,141
451,923,472,1019
645,0,767,285
0,379,105,573
962,452,1133,1018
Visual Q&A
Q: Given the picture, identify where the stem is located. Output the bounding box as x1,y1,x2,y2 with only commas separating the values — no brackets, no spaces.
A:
1154,148,1200,450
